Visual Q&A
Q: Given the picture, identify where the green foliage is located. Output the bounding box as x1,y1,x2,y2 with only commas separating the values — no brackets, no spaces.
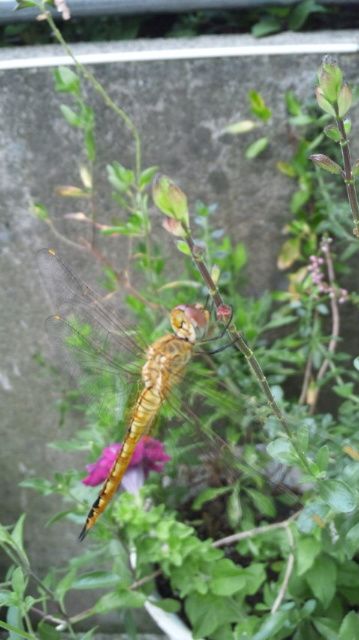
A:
6,34,359,640
224,90,271,159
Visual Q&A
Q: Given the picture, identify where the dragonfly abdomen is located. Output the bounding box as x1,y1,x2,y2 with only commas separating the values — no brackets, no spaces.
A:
79,335,194,540
79,387,162,540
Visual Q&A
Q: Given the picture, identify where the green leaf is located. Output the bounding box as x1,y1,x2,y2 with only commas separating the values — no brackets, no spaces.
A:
11,568,26,598
233,242,247,271
248,91,272,121
316,88,337,117
277,237,301,270
55,569,77,606
242,563,266,595
352,160,359,178
338,84,352,118
310,153,342,175
192,486,231,510
85,129,96,162
11,514,26,558
185,593,239,638
319,479,357,513
54,66,80,94
296,536,321,575
60,105,83,128
305,555,337,607
139,166,158,189
152,174,189,226
227,487,242,528
345,523,359,558
0,621,34,640
251,16,281,38
93,589,146,613
72,571,120,590
15,1,38,10
339,611,359,640
37,621,62,640
324,124,341,142
246,489,276,518
6,607,25,640
211,559,246,596
176,240,191,256
289,0,326,31
252,610,292,640
245,137,269,159
224,120,258,134
149,598,180,613
290,188,310,214
333,383,354,398
267,437,296,464
276,161,296,177
107,162,135,193
285,91,301,116
32,202,49,220
313,618,340,640
316,445,330,472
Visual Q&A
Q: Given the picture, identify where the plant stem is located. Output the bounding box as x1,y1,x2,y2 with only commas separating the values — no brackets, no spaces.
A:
336,117,359,237
271,524,295,614
44,9,142,183
310,242,340,414
185,234,312,475
213,510,300,547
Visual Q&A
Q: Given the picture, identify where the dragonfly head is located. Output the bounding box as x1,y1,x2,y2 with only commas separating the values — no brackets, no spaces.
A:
170,303,210,343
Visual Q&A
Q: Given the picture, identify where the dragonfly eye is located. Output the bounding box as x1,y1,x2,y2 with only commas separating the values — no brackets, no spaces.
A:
170,304,209,342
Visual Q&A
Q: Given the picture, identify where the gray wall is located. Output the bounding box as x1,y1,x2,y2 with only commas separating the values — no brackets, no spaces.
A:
1,31,359,630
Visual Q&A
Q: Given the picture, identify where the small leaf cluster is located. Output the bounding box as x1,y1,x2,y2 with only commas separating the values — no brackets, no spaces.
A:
224,89,271,159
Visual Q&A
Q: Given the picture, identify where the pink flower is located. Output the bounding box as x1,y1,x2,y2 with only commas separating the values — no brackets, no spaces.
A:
82,436,171,494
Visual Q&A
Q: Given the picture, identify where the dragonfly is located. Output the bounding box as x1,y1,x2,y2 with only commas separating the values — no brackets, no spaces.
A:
37,248,299,541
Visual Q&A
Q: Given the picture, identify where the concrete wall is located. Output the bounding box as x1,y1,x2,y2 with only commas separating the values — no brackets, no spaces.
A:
1,31,359,632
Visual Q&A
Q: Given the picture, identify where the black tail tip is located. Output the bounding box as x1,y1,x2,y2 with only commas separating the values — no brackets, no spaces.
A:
78,525,88,542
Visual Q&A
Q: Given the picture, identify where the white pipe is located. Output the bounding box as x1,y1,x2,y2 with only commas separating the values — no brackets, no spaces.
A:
0,41,358,71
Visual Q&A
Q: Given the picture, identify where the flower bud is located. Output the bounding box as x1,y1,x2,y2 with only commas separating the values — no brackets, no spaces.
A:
152,174,189,227
318,57,343,103
309,154,342,175
315,88,337,117
162,217,187,237
337,84,352,118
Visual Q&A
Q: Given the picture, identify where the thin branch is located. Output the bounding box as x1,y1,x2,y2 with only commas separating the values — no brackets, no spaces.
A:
130,569,161,590
271,524,295,614
213,511,300,548
185,234,312,475
43,7,142,183
299,352,313,405
310,242,341,414
336,117,359,236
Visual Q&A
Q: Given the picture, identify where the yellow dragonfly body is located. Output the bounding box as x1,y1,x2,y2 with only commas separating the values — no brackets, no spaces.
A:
79,306,209,539
37,248,209,540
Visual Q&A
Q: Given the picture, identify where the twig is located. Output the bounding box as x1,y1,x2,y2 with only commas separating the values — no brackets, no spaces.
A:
130,569,161,590
213,510,300,548
43,7,142,182
271,524,295,614
310,242,341,414
185,234,312,475
336,117,359,237
299,352,313,405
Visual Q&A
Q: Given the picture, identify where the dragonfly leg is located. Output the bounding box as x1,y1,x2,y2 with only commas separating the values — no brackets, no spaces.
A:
199,306,233,345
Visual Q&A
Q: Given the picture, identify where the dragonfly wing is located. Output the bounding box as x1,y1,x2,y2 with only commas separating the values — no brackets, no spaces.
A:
37,248,146,360
161,376,303,515
37,248,144,428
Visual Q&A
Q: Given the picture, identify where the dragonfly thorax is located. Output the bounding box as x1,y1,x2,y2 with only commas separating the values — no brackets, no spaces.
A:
170,303,209,344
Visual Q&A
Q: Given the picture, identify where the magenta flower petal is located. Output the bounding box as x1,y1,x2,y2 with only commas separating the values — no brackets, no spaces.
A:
81,437,171,488
121,466,145,494
82,443,121,486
